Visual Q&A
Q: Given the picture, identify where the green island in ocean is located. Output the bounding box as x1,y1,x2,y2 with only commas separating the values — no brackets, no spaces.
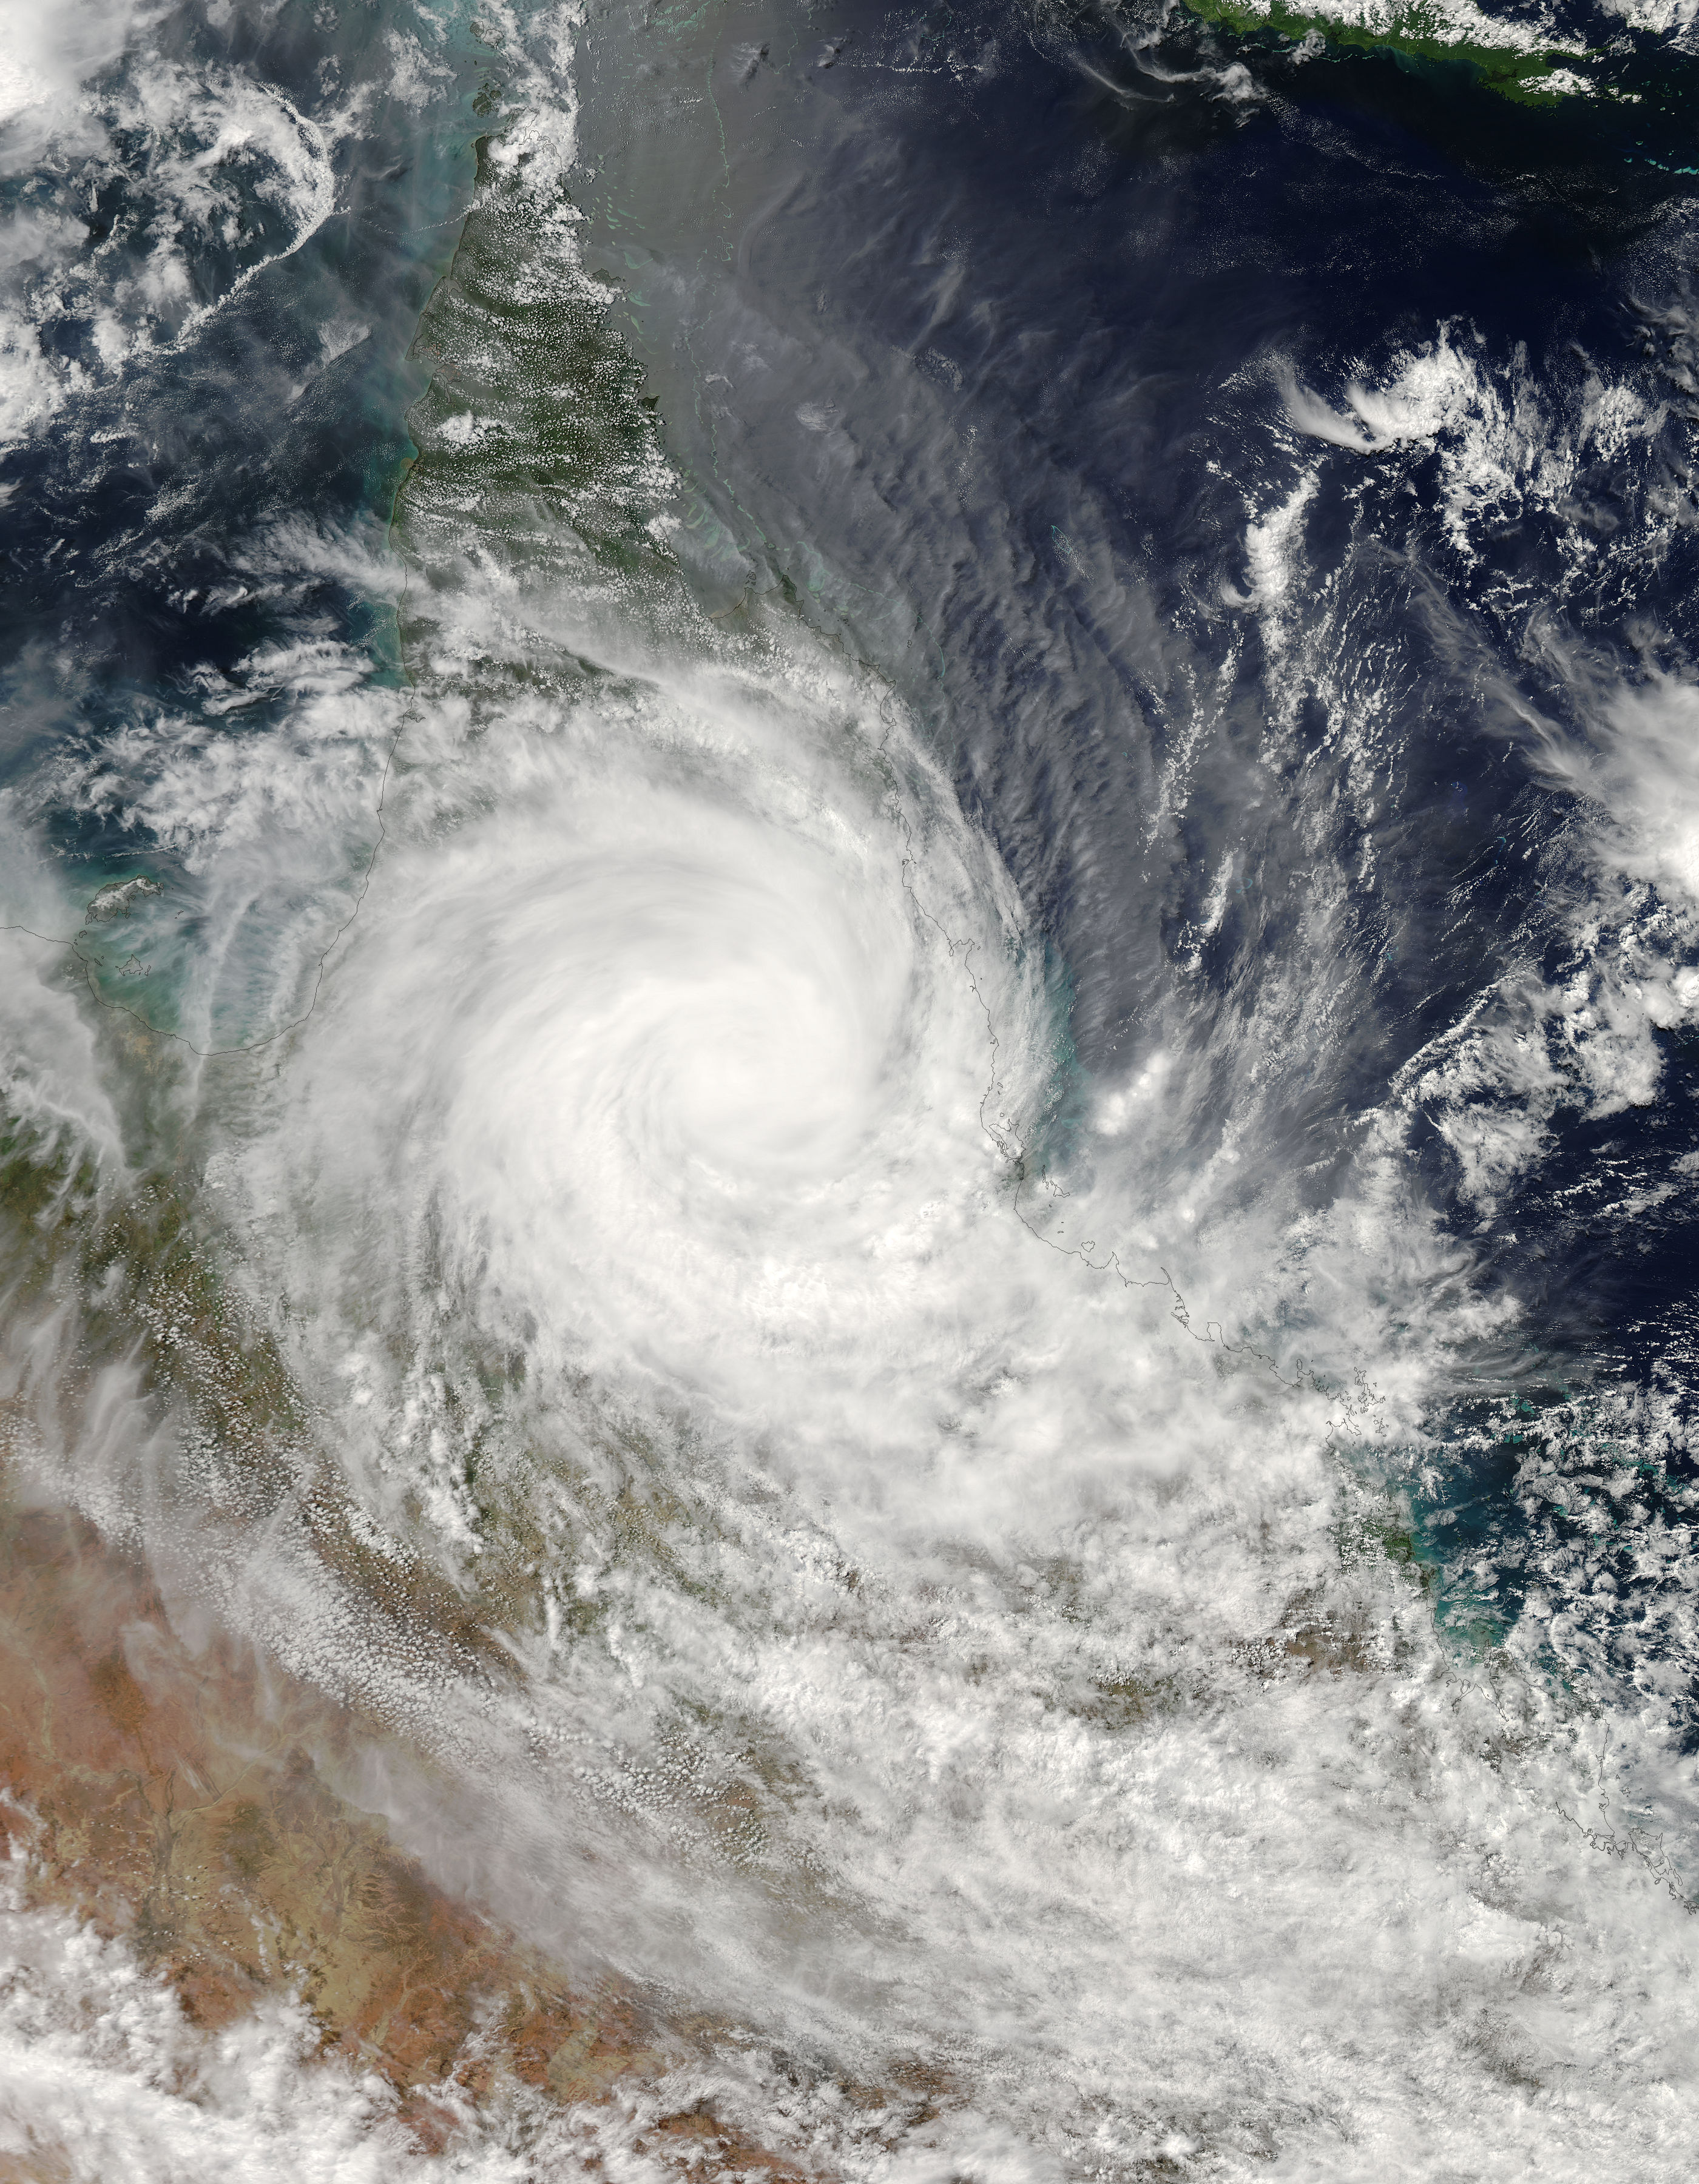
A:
1180,0,1600,102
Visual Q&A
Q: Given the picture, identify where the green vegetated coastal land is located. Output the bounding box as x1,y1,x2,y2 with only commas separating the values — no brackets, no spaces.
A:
1181,0,1595,103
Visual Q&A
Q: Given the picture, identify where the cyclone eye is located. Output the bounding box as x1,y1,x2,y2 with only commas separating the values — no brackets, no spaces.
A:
268,707,1020,1437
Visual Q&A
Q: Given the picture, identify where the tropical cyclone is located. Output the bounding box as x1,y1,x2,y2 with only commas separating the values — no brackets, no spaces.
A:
2,3,1699,2179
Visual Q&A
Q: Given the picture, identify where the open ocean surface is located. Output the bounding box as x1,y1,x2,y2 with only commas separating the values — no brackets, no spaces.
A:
2,2,1698,2176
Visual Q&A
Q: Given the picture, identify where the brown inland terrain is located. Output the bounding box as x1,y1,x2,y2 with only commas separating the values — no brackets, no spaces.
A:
0,1502,821,2177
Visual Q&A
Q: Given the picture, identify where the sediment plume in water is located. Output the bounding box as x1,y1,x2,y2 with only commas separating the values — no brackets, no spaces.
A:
2,4,1699,2180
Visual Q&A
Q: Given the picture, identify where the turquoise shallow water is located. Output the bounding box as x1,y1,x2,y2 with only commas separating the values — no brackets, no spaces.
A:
2,2,1699,2176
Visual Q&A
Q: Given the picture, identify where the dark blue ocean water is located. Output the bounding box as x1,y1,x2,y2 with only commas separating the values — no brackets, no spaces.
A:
5,2,1699,2168
566,0,1699,1680
13,10,1698,1338
0,5,485,749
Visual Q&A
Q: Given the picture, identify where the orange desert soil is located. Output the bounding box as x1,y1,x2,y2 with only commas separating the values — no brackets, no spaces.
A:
0,1503,818,2172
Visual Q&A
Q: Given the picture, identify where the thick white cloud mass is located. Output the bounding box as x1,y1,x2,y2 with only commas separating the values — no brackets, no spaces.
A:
1,10,1697,2182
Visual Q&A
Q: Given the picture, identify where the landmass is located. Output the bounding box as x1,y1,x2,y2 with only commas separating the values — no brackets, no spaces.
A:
1179,0,1597,103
